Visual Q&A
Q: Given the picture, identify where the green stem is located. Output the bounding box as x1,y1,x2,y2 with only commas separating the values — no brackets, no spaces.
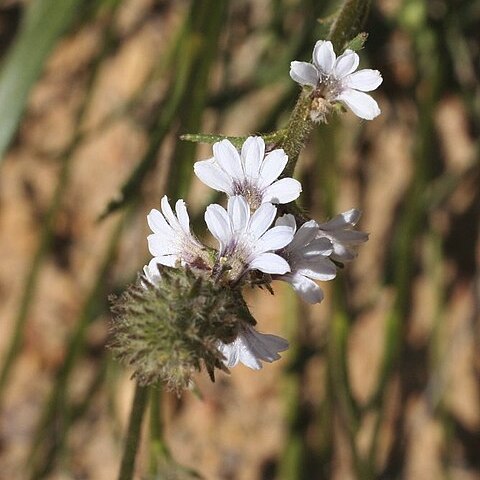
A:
329,0,371,51
118,383,149,480
281,89,314,177
148,387,170,475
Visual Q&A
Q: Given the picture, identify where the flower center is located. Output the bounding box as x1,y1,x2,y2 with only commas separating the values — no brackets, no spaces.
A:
315,75,342,101
232,180,263,210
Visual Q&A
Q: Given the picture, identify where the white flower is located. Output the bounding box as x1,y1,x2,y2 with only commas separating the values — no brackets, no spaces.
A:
275,214,337,304
290,40,383,120
194,136,301,210
218,324,289,370
205,195,293,280
317,209,368,262
147,195,206,268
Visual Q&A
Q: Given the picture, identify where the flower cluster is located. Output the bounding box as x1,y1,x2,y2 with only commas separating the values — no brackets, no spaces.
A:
110,38,378,392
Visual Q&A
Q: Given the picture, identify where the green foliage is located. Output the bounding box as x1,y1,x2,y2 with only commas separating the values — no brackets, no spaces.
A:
180,130,286,148
344,31,368,51
0,0,81,162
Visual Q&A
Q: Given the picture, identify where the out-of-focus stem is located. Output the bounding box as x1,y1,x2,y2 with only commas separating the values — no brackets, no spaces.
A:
117,383,149,480
148,388,170,474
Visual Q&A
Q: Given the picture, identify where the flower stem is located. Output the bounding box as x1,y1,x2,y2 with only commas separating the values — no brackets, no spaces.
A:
281,89,314,177
117,383,149,480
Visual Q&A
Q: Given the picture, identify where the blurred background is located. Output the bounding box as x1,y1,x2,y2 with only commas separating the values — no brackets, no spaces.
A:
0,0,479,479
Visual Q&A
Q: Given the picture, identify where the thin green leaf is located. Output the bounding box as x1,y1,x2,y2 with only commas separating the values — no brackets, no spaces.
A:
344,32,369,51
0,0,81,162
180,130,286,148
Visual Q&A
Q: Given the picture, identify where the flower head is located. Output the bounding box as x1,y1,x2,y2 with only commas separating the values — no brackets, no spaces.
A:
147,195,209,270
290,40,383,120
109,266,243,394
205,195,294,282
275,214,337,303
317,209,369,262
194,136,301,210
218,323,289,370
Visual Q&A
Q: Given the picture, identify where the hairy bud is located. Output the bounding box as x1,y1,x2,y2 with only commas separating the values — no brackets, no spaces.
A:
109,266,253,394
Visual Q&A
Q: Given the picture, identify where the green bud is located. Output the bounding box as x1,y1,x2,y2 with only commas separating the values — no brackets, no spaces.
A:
109,266,252,395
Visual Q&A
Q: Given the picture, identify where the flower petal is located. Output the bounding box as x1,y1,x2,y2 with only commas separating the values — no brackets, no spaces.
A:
263,177,302,204
194,158,234,194
278,273,324,304
331,244,357,262
238,348,263,370
256,225,294,253
289,61,319,86
241,136,265,179
205,204,231,250
218,340,240,368
175,199,190,232
160,196,178,229
147,208,172,236
302,237,333,257
345,69,383,92
249,252,290,274
258,148,288,188
275,213,297,231
227,195,250,233
313,40,335,74
326,229,369,244
336,89,381,120
248,202,277,238
213,139,243,181
288,220,319,250
243,327,288,362
143,260,161,284
334,49,359,78
319,209,361,230
297,258,337,281
150,254,178,268
147,233,178,257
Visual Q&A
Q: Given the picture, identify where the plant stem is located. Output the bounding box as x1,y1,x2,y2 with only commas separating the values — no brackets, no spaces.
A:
118,383,149,480
149,387,171,475
281,89,314,177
